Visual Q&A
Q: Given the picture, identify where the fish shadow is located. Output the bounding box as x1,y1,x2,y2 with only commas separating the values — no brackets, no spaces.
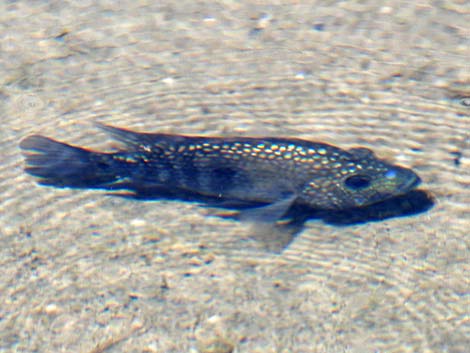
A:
293,189,435,226
111,187,434,251
115,187,434,225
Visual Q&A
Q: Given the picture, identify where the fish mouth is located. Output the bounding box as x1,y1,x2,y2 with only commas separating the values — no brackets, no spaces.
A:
400,173,421,193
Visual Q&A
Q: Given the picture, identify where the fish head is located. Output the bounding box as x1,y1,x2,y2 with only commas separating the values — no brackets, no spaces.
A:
303,147,421,210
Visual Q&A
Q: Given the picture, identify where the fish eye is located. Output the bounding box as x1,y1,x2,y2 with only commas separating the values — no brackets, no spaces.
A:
345,174,371,190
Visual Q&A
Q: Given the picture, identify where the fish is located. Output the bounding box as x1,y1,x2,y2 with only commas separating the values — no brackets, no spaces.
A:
19,123,421,221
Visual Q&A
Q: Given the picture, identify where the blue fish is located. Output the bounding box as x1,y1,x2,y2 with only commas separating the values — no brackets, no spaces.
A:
20,124,421,221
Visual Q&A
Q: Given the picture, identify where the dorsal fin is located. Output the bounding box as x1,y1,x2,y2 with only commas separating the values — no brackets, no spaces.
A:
95,123,187,149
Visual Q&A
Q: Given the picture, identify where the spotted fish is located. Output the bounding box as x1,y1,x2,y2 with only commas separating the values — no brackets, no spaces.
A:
20,124,421,220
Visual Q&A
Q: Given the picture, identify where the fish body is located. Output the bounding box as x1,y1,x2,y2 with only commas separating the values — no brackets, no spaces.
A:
20,124,421,218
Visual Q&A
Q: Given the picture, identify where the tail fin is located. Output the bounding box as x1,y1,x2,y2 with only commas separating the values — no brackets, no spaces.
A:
20,135,123,188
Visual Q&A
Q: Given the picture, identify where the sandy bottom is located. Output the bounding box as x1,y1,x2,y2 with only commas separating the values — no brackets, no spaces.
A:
0,1,468,352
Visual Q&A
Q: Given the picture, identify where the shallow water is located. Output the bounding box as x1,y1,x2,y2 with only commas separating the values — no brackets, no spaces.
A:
1,1,468,352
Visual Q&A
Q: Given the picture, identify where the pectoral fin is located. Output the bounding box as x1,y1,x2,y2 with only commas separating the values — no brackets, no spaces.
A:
237,194,298,223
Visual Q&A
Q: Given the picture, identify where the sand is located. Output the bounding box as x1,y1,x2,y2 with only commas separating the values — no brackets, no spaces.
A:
0,1,468,352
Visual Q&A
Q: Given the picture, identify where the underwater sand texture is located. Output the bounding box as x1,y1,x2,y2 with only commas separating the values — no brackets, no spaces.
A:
1,1,468,353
